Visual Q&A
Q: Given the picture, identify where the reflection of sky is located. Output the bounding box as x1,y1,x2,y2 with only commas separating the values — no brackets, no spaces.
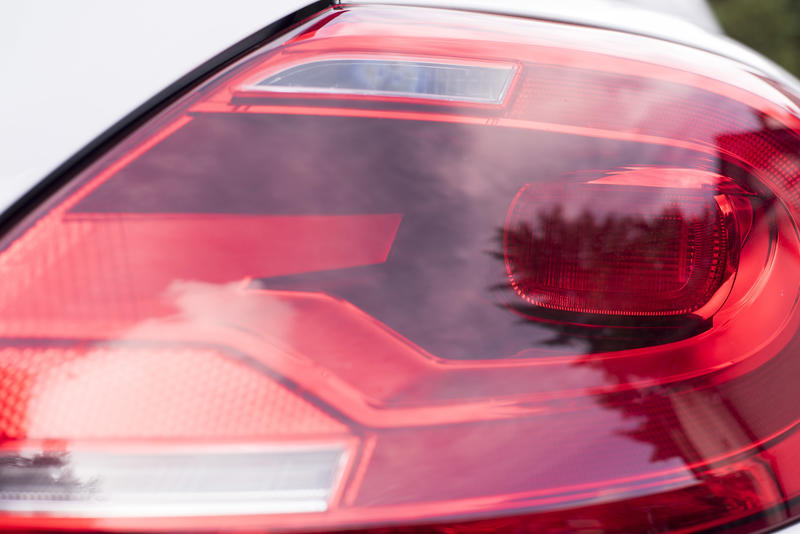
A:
74,113,729,359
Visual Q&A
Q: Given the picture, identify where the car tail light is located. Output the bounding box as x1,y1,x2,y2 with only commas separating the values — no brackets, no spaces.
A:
504,179,740,320
3,2,800,533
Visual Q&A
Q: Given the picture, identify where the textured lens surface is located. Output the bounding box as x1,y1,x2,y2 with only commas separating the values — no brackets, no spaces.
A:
504,183,733,317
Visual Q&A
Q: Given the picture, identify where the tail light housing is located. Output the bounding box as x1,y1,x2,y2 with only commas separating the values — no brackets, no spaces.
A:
2,2,800,533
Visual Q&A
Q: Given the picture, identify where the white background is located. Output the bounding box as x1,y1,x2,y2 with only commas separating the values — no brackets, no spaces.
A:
0,0,308,211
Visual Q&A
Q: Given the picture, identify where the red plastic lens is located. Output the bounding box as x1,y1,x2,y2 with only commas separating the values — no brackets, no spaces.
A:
2,4,800,534
504,181,737,319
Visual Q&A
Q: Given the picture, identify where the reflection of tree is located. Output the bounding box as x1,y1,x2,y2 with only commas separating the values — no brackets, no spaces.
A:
0,451,98,501
504,205,688,303
493,204,710,352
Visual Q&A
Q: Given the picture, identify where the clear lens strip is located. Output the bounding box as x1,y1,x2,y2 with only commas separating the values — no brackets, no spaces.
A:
247,59,516,104
0,444,349,516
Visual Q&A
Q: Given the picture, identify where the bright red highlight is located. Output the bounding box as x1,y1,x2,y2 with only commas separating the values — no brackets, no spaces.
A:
61,212,401,281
